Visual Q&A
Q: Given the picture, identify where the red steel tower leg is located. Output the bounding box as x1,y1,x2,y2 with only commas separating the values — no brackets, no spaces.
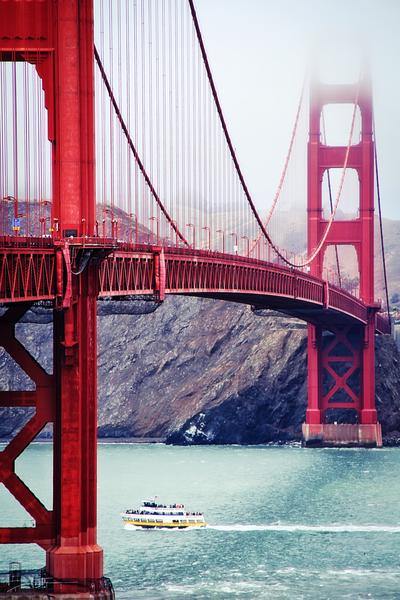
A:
48,266,102,586
46,0,104,587
303,72,382,447
0,0,111,594
0,304,54,551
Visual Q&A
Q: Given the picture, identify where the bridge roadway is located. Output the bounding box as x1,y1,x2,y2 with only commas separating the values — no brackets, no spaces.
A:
0,237,390,334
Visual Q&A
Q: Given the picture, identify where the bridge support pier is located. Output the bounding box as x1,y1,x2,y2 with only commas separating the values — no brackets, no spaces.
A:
303,319,382,447
302,423,382,448
46,265,107,594
0,268,113,598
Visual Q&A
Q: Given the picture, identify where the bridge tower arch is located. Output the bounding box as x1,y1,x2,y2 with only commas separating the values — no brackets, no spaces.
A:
303,73,382,446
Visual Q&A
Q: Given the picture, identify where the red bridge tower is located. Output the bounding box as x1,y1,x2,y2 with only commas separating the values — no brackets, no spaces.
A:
303,74,382,447
0,0,112,597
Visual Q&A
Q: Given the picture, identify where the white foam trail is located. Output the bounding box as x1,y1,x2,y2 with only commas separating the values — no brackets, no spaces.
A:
124,524,140,530
206,524,400,533
123,522,400,533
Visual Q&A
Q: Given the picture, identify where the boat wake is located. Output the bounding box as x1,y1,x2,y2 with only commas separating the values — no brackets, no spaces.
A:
124,522,400,533
206,524,400,533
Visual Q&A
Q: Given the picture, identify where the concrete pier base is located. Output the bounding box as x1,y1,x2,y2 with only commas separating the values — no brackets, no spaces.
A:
302,423,383,448
0,570,114,599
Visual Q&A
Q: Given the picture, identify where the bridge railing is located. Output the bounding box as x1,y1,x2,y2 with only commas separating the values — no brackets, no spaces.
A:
327,287,368,323
162,246,325,304
376,312,392,335
0,247,56,303
0,239,392,336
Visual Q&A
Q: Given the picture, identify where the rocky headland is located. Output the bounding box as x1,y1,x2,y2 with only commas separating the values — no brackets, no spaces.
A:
0,296,399,445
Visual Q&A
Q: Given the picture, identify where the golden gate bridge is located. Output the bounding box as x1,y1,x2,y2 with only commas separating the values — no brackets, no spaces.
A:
0,0,391,597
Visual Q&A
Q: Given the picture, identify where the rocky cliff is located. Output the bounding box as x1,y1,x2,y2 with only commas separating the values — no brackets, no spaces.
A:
0,297,399,445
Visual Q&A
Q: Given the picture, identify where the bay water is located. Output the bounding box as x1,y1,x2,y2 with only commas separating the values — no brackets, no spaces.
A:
1,443,400,599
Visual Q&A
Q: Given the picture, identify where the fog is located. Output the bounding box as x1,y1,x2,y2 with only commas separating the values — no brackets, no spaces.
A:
195,0,400,220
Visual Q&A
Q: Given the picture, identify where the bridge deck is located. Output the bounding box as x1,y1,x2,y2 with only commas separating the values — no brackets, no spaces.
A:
0,240,390,334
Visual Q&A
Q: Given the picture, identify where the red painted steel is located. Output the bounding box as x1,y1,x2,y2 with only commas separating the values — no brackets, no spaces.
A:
0,304,55,550
0,0,105,593
306,73,380,436
0,247,56,302
48,0,104,589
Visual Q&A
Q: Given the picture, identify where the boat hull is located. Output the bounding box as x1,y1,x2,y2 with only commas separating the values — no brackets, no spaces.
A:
121,499,206,529
123,519,207,529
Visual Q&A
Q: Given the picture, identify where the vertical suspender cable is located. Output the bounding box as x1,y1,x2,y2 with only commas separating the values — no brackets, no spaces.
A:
117,0,121,219
126,0,132,239
168,0,173,240
12,56,18,225
148,0,154,235
161,0,167,240
94,46,189,246
187,0,288,260
0,57,4,234
133,0,139,242
373,121,391,329
180,0,186,241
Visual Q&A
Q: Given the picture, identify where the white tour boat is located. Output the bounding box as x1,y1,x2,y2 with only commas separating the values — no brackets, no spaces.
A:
121,499,207,529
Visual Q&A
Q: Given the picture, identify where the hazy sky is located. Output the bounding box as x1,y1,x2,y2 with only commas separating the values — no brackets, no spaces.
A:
195,0,400,220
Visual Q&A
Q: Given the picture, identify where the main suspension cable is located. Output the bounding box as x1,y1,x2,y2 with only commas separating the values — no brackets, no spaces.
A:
322,110,342,286
249,79,306,257
187,0,281,257
293,88,360,268
188,0,359,270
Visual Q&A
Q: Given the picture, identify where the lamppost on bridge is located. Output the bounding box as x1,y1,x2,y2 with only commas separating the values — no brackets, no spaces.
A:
149,216,160,245
0,197,7,236
230,232,238,255
53,217,59,237
111,218,118,240
252,239,261,260
38,199,52,238
241,235,249,257
102,207,112,239
264,239,271,263
186,223,196,249
129,213,137,244
101,209,118,240
3,195,24,236
217,229,225,253
171,220,179,247
202,226,211,250
39,216,52,237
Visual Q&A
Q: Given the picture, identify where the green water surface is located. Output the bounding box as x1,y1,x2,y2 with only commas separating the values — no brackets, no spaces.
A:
1,443,400,599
